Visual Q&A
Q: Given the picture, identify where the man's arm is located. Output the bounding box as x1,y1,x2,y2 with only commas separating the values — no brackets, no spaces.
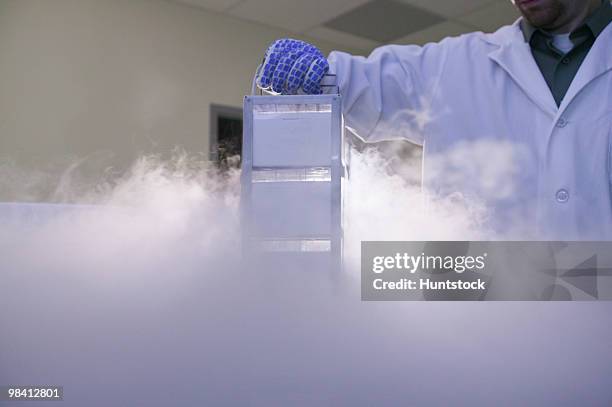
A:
256,39,449,146
329,43,449,146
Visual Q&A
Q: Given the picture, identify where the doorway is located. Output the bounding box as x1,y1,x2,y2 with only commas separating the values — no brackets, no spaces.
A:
210,104,243,170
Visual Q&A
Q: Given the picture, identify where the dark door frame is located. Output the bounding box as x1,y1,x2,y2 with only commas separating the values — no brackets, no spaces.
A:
209,104,243,162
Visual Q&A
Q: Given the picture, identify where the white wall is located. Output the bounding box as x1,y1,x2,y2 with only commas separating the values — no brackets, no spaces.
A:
0,0,365,172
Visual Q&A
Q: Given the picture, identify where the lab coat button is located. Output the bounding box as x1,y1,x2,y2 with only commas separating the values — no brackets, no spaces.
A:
556,118,568,128
556,189,569,203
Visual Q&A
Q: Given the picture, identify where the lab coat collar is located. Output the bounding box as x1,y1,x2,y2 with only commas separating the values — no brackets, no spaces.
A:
558,22,612,114
485,20,558,116
483,19,612,117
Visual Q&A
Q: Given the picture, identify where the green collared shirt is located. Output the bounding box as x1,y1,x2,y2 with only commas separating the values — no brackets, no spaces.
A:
521,0,612,106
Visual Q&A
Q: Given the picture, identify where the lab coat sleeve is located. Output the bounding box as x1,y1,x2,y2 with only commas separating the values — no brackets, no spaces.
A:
328,42,449,146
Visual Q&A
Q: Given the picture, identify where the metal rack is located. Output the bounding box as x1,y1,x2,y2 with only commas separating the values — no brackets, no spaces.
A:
241,87,345,272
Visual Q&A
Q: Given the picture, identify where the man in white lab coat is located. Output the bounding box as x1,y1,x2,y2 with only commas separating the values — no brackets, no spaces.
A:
257,0,612,239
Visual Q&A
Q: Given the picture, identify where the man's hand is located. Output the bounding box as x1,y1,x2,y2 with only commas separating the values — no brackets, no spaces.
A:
256,39,329,95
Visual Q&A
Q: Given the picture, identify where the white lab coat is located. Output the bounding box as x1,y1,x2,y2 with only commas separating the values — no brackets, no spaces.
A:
329,19,612,240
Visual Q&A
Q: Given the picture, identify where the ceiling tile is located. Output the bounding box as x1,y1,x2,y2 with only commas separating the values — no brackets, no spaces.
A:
324,0,445,43
228,0,371,33
306,26,380,53
455,1,520,33
393,20,474,46
171,0,244,12
396,0,495,19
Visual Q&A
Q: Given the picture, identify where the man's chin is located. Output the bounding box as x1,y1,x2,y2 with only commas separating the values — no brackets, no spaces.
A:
517,0,563,29
525,15,554,28
520,7,557,28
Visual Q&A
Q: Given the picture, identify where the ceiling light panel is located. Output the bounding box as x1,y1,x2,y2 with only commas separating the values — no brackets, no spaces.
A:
324,0,445,43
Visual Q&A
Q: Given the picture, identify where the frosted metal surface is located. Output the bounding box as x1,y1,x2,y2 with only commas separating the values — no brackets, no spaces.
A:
255,239,332,252
253,111,332,167
250,182,332,237
252,167,331,183
253,104,332,113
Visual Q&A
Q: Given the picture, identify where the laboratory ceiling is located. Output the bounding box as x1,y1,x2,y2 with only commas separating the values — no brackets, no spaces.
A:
170,0,520,52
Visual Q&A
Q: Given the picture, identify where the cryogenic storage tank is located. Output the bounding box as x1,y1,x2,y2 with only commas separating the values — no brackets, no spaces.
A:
241,91,345,272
